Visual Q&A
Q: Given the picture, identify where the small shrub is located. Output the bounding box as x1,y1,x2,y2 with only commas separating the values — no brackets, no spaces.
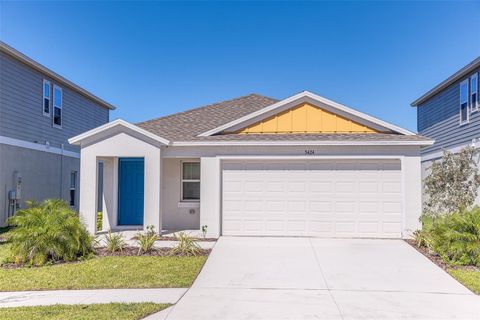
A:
414,215,434,248
170,232,201,256
413,229,430,248
7,199,93,266
136,225,158,254
424,146,480,217
425,207,480,267
104,231,125,253
96,212,103,231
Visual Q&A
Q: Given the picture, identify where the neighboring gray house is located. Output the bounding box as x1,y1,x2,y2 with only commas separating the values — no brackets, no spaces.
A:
0,41,114,226
411,56,480,195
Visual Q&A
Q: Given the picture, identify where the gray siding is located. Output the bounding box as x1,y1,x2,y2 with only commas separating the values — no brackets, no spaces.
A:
0,51,109,152
418,66,480,155
0,144,79,225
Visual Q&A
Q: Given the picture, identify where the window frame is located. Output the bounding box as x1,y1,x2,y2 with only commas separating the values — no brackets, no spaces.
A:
53,85,63,128
180,161,200,202
471,73,479,113
43,79,51,117
460,79,469,125
69,170,77,207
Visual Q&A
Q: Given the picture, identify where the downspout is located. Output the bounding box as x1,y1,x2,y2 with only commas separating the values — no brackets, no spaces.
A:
60,143,64,199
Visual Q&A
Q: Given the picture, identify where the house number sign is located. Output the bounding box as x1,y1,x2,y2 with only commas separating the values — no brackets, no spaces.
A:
305,149,315,155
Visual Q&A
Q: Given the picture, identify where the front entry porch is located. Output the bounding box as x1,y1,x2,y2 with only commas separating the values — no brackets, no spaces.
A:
76,125,204,235
78,131,163,234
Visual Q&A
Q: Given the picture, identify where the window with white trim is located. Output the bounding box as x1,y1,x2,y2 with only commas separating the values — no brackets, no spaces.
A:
181,162,200,201
70,171,77,206
460,79,469,124
43,80,51,116
471,73,478,112
53,85,62,127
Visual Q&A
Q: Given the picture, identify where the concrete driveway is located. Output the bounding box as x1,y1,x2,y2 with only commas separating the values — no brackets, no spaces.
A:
165,237,480,320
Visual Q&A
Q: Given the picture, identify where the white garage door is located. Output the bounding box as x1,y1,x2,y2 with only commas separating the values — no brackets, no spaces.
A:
222,160,403,238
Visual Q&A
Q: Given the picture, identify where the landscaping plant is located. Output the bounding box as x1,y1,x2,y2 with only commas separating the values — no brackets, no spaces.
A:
7,199,93,266
135,225,158,254
170,232,201,256
96,212,103,231
104,230,125,253
424,146,480,217
426,207,480,267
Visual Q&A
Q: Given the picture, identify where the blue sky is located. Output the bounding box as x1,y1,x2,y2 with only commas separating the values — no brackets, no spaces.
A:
1,1,479,132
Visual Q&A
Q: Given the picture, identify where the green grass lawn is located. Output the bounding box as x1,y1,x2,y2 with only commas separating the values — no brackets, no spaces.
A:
0,243,207,291
448,268,480,294
0,303,169,320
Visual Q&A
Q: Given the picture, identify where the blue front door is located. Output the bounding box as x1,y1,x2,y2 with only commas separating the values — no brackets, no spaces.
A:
118,158,144,226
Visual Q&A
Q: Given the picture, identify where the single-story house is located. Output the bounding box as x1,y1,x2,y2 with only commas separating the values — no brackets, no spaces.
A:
69,91,433,238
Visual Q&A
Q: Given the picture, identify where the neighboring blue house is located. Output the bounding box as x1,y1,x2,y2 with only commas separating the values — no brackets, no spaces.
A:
411,56,480,197
0,41,114,225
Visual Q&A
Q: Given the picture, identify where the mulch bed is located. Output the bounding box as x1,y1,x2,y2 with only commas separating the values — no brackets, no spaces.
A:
156,236,217,242
95,246,211,257
405,239,479,272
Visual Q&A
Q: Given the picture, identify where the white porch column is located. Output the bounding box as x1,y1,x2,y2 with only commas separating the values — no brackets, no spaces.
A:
143,148,162,232
100,157,116,231
200,157,221,238
79,150,98,234
402,155,422,238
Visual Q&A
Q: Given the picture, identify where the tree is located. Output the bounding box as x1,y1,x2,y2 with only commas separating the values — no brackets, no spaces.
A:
424,146,480,217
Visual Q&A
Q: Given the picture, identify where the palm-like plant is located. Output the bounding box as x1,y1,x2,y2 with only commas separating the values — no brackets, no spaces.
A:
170,232,201,256
429,207,480,266
136,225,158,254
104,230,125,253
7,199,93,266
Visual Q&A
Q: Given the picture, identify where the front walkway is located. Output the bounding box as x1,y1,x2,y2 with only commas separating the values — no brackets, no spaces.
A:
0,288,186,308
164,237,480,320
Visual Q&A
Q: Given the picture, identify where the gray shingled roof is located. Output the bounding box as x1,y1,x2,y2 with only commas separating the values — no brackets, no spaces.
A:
137,94,278,140
137,93,430,143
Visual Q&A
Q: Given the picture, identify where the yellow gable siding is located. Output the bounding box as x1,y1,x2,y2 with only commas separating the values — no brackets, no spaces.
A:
237,103,379,134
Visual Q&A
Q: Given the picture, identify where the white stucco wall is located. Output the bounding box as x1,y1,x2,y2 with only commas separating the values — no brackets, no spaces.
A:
79,132,162,234
77,129,424,239
200,157,221,238
162,158,200,230
402,155,422,236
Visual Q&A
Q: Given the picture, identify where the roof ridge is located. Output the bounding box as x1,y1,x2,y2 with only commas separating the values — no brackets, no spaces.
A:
136,93,278,125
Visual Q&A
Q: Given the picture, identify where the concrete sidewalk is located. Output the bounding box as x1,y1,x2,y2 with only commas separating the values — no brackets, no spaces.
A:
0,288,187,308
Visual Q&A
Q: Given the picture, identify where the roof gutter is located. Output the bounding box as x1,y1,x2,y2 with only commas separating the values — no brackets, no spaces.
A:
171,140,435,147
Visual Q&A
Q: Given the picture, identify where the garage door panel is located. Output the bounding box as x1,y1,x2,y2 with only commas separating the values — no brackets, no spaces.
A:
383,202,402,213
309,200,333,213
382,181,401,192
222,160,402,238
358,222,380,233
309,221,333,233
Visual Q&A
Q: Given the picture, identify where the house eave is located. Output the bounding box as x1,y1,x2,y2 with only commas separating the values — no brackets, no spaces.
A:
68,119,170,146
171,139,434,147
198,91,415,137
0,41,116,110
411,56,480,107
